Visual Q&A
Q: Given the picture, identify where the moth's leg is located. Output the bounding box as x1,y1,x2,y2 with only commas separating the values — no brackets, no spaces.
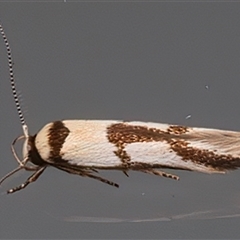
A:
7,166,47,194
55,165,119,188
82,172,119,188
89,168,98,173
139,169,179,180
0,165,24,186
0,163,40,187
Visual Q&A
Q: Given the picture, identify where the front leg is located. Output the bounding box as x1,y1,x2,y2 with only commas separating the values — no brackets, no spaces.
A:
7,166,47,194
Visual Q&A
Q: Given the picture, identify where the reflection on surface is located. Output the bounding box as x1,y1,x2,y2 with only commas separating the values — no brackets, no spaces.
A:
53,206,240,223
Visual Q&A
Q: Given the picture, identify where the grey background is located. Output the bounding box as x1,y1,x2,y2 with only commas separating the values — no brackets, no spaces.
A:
1,2,240,239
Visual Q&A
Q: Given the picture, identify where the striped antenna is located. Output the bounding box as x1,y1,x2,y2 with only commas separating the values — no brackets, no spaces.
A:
0,23,28,137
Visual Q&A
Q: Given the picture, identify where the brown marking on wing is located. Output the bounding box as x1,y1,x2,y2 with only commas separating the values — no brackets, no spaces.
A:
107,123,167,168
167,125,189,134
48,121,70,162
107,123,167,143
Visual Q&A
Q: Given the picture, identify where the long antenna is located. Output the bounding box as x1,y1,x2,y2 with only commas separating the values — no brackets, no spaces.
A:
0,23,28,137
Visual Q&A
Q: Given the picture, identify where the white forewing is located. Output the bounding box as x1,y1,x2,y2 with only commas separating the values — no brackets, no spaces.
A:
60,120,122,167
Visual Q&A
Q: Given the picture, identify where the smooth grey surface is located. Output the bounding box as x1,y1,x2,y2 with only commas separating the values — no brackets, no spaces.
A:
1,3,240,239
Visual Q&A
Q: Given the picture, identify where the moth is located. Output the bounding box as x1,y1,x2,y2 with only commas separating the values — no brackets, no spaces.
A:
1,23,240,194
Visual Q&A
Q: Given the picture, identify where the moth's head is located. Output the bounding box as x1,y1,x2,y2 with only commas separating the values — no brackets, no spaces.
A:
18,124,45,166
21,133,46,166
